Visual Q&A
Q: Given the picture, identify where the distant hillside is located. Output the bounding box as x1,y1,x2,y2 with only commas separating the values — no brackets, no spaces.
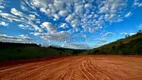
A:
0,42,85,61
84,30,142,55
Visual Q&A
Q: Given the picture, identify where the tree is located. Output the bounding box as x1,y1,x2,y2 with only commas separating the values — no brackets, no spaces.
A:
112,46,116,50
137,30,142,34
94,50,100,54
59,52,62,55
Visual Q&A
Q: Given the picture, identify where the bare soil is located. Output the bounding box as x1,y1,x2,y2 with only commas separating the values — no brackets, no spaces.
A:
0,55,142,80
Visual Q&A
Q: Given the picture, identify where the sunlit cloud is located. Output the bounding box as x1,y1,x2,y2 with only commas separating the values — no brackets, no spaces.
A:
0,33,33,43
0,21,8,26
0,0,141,49
125,12,132,18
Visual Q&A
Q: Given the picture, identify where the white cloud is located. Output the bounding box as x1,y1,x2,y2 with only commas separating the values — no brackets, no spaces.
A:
84,3,93,9
129,33,136,36
71,19,80,28
125,12,132,18
31,31,70,42
27,21,42,32
60,23,69,29
18,24,34,30
29,14,36,20
53,0,65,10
31,0,51,8
11,8,23,17
94,43,102,48
0,9,42,32
32,22,72,42
41,22,57,33
19,34,32,40
74,4,85,16
21,5,28,11
120,32,136,36
138,24,142,29
20,0,129,34
0,12,23,22
0,33,33,43
99,6,109,13
53,14,60,20
120,32,128,35
0,5,4,9
98,0,127,23
62,41,91,49
99,0,126,13
40,8,49,14
58,10,68,17
19,24,27,29
0,21,8,26
95,38,107,43
101,32,115,37
11,8,37,21
133,0,142,7
65,13,75,23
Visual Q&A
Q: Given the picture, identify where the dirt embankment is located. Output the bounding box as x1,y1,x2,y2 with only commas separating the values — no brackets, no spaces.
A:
0,55,142,80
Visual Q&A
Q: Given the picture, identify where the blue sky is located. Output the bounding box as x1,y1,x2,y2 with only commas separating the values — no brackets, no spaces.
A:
0,0,142,49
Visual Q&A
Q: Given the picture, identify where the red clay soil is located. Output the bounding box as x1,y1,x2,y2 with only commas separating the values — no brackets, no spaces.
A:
0,55,142,80
0,56,67,68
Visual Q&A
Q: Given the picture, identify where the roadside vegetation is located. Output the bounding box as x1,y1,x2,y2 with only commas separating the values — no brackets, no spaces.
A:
0,42,85,61
83,30,142,55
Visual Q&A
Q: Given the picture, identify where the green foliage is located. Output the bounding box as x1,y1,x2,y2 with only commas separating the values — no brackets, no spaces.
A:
0,42,85,61
137,30,142,34
83,31,142,55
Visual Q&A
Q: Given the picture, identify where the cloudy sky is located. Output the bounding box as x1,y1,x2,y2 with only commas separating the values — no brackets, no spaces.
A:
0,0,142,49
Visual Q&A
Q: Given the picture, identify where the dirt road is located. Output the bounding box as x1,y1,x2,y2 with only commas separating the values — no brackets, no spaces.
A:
0,55,142,80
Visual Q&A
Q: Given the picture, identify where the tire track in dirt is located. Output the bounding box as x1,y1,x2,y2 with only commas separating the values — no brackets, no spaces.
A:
88,59,112,80
23,57,83,80
0,55,142,80
83,60,96,80
68,69,75,80
0,57,78,80
30,57,84,80
55,57,85,80
79,61,90,80
84,60,101,80
79,59,95,80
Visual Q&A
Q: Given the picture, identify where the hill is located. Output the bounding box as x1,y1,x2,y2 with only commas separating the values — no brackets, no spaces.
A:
84,30,142,55
0,42,85,61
